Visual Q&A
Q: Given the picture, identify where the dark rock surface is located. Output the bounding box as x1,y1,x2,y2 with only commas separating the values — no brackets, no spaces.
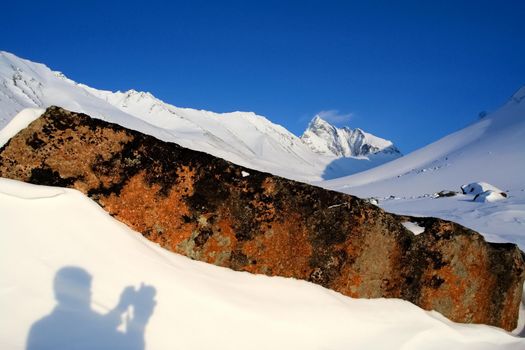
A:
1,106,524,330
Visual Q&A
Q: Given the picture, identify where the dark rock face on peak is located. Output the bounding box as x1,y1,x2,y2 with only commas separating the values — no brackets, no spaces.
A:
1,106,524,330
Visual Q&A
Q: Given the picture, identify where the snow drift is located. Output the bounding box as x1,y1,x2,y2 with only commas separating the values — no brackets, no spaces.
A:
1,178,524,349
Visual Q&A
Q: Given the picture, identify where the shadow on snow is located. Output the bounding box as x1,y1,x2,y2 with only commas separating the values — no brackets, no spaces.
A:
26,266,156,350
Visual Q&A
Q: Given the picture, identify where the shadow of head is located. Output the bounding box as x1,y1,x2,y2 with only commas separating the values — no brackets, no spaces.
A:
54,266,92,310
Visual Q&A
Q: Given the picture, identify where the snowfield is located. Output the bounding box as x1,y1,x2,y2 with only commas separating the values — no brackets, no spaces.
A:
0,51,399,182
321,86,525,196
1,178,524,350
380,192,525,251
321,87,525,250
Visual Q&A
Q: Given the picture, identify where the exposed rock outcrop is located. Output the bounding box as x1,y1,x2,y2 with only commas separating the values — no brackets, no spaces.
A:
1,107,524,330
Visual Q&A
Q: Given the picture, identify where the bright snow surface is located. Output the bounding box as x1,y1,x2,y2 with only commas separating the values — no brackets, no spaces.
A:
320,87,525,249
1,178,524,350
321,86,525,197
0,51,399,182
461,182,505,196
401,221,425,235
473,190,508,203
301,115,400,157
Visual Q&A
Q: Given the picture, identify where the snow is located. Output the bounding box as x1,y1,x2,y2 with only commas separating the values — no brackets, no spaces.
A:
241,171,250,177
0,51,396,182
461,182,504,196
319,86,525,250
0,108,44,147
402,221,425,235
321,86,525,196
1,178,523,349
473,190,507,203
366,197,379,206
379,190,524,248
301,115,401,158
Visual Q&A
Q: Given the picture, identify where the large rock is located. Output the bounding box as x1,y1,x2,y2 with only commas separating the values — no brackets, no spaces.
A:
1,106,524,330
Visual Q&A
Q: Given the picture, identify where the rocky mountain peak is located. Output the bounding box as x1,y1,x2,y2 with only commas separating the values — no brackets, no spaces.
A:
301,115,401,158
309,115,333,128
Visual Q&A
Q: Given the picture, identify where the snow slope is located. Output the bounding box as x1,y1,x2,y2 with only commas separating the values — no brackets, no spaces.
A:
1,177,523,350
0,51,397,182
322,86,525,197
382,191,525,248
319,87,525,263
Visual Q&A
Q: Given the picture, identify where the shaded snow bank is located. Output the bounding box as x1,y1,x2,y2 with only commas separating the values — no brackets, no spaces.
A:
473,190,507,203
461,182,504,196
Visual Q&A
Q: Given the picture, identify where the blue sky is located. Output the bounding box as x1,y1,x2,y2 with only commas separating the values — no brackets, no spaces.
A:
2,0,524,153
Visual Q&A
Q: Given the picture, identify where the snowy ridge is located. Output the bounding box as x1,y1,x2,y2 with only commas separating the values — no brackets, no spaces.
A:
301,115,401,157
0,51,399,182
1,178,523,349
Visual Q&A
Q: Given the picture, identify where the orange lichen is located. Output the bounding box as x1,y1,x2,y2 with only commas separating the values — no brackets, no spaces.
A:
261,178,276,195
241,212,312,278
201,217,237,267
100,171,196,251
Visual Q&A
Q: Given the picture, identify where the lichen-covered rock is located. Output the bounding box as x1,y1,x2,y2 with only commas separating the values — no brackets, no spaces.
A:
1,106,524,330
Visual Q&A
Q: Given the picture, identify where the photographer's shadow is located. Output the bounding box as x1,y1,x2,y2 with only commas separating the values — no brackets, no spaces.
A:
27,266,156,350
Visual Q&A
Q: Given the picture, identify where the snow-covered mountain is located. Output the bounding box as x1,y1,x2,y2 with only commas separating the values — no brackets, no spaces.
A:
320,86,525,250
301,115,401,157
322,86,525,197
0,51,399,182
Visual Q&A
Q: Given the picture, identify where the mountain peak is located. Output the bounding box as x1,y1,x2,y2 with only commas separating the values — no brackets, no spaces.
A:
301,116,401,158
308,115,333,129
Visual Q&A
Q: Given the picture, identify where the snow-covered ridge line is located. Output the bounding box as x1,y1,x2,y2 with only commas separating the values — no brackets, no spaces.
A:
0,51,400,182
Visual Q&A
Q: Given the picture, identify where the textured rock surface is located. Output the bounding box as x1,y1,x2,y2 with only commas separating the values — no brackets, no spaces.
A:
1,106,524,330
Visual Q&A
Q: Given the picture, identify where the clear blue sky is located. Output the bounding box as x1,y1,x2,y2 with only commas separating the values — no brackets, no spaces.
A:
2,0,524,153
